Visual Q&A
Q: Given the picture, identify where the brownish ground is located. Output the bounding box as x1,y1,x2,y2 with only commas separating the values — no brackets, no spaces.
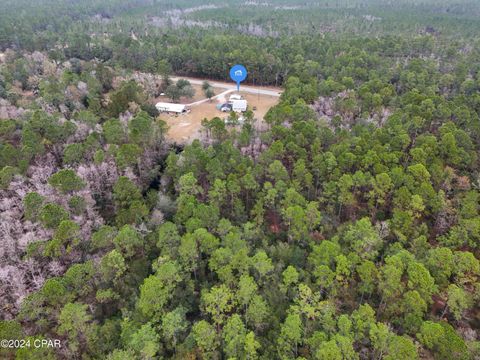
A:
160,91,279,143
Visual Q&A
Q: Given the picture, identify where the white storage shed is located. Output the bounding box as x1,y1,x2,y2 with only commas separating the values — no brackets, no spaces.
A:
231,99,247,112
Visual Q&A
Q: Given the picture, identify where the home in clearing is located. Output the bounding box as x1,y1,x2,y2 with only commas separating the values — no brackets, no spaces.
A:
155,102,188,114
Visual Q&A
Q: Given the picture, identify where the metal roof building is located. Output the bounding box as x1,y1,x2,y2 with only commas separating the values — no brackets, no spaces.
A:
155,102,188,113
232,99,247,112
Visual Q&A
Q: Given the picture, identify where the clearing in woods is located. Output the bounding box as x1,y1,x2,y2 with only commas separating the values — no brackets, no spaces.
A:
156,77,282,143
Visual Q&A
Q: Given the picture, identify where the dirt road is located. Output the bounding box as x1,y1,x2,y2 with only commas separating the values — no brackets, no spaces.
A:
171,76,283,102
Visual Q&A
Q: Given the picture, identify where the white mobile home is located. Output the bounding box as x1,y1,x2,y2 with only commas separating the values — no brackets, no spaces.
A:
231,99,247,112
155,102,188,114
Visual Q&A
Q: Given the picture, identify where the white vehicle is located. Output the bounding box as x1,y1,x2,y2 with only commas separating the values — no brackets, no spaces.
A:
155,102,188,114
231,99,247,112
229,94,243,102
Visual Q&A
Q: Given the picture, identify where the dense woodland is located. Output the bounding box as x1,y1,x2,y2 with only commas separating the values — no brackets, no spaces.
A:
1,0,480,359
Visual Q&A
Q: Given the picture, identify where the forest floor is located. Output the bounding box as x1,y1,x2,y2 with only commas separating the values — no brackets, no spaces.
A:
158,77,282,143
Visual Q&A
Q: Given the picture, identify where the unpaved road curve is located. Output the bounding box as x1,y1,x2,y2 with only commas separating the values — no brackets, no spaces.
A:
171,76,282,106
187,89,234,106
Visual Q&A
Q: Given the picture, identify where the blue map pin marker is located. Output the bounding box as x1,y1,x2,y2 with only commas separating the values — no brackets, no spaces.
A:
230,64,247,91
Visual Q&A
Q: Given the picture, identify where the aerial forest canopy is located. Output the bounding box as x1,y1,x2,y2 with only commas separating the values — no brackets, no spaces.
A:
0,0,480,359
